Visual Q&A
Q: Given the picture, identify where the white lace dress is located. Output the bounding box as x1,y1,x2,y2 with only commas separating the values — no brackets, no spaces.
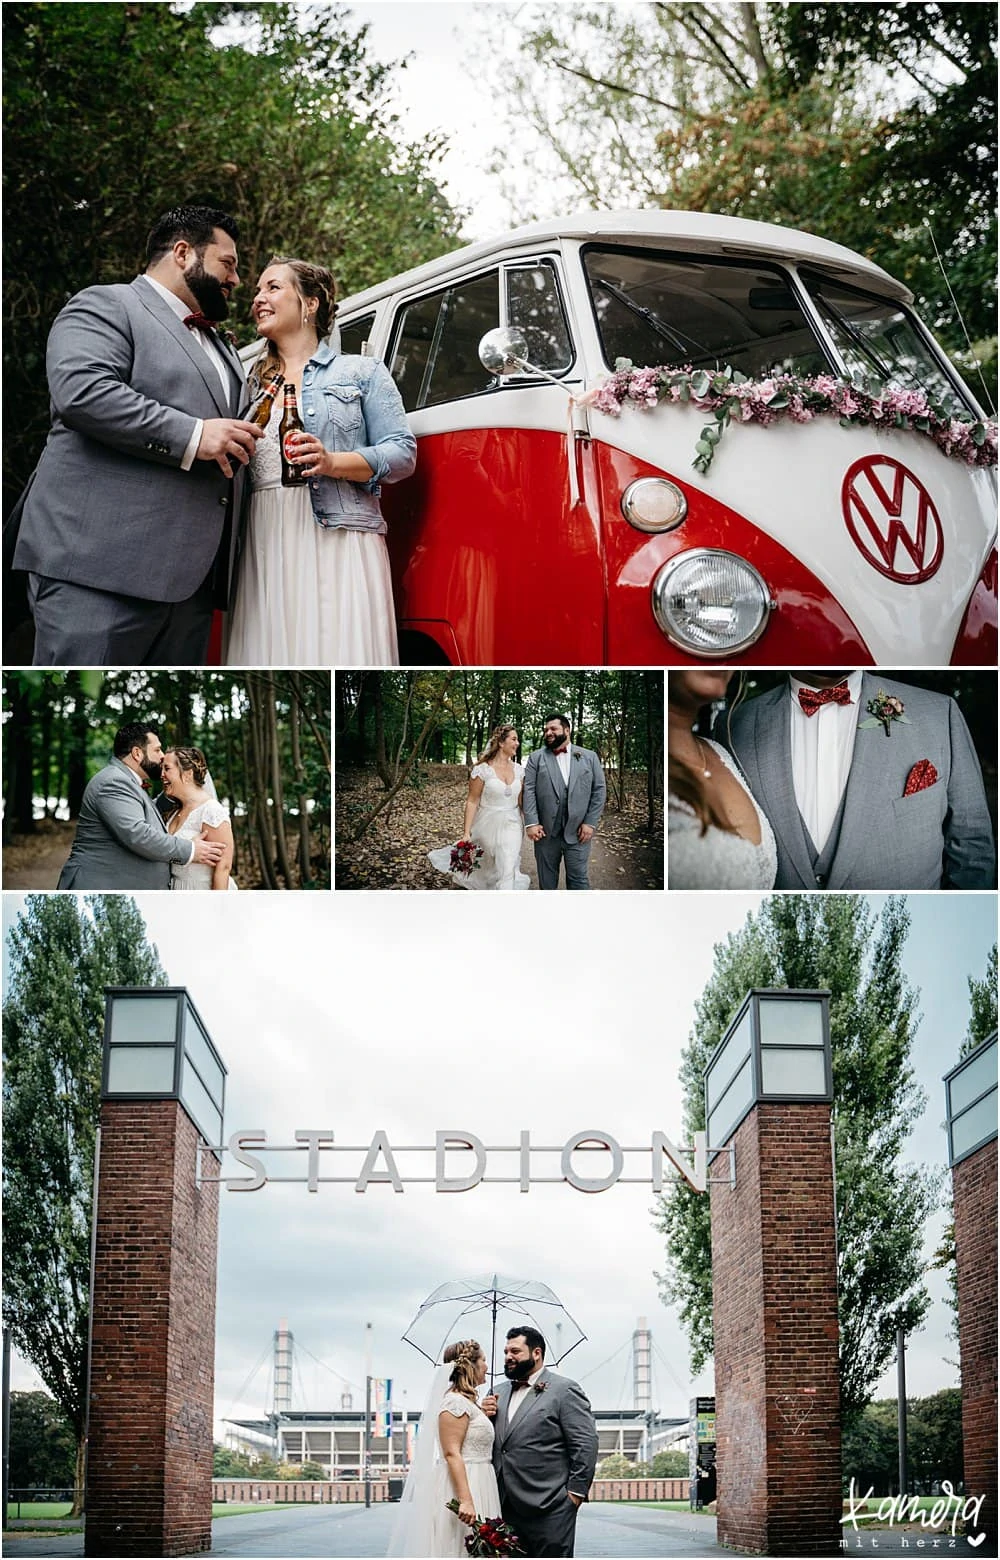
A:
428,1394,501,1557
668,740,777,889
428,762,530,890
225,399,398,666
169,799,238,891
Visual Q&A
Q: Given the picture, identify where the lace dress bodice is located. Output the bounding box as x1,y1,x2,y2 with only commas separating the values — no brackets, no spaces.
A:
471,761,523,816
248,397,284,490
668,740,777,890
439,1393,496,1463
169,799,236,891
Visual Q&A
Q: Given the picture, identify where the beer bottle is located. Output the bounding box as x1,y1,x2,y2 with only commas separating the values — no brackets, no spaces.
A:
247,372,284,430
279,383,308,487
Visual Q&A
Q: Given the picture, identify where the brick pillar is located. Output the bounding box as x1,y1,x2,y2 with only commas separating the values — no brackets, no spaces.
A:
710,1103,841,1556
953,1137,997,1551
86,1100,219,1557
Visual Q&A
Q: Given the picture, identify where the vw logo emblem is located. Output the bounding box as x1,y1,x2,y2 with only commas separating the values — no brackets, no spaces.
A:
841,456,944,583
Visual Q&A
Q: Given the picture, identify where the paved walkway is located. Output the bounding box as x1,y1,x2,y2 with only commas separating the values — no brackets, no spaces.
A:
2,1505,941,1557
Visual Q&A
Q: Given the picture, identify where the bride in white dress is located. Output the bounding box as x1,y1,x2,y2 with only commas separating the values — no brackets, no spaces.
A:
428,724,530,891
668,671,777,890
387,1340,502,1558
160,748,238,892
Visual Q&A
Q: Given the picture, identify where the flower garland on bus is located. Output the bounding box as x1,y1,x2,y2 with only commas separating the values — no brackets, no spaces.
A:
584,360,998,475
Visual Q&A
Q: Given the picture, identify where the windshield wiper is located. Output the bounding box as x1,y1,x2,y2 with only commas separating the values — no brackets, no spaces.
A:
593,277,706,358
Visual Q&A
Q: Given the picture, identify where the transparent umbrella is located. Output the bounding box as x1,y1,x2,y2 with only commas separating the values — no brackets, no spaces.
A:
402,1273,586,1389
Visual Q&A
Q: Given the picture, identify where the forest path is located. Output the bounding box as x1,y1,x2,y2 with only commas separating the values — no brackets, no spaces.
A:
3,820,74,889
336,766,663,890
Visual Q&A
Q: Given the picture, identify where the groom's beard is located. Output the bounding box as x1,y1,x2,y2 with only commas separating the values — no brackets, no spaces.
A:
184,256,231,321
543,735,568,752
504,1358,534,1383
141,758,162,781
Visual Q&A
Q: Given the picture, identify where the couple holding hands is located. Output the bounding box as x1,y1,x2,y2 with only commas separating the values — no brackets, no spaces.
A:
389,1327,598,1559
428,716,607,892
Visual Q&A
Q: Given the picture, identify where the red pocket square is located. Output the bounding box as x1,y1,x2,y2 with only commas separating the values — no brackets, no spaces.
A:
903,760,938,797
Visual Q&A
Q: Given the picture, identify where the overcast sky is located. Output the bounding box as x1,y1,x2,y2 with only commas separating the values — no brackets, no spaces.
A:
4,891,995,1438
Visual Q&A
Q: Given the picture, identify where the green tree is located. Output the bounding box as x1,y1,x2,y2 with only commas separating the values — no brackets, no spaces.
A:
7,1391,77,1492
486,2,996,390
652,896,940,1423
2,896,167,1512
3,2,462,500
594,1452,636,1479
965,942,998,1051
649,1449,689,1478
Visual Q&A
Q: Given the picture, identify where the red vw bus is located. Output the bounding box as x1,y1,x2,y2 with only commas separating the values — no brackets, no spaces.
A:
333,210,997,666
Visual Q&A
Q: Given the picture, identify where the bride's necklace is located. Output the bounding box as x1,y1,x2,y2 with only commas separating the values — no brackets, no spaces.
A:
492,758,516,796
677,737,713,777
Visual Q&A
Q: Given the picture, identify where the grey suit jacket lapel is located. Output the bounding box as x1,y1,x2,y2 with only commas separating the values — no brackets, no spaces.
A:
500,1373,546,1446
543,748,565,793
823,673,881,888
749,690,814,887
132,276,233,418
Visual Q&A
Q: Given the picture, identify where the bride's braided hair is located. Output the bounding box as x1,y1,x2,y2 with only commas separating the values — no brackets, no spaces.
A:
166,746,209,789
478,724,518,765
443,1339,483,1401
250,256,339,394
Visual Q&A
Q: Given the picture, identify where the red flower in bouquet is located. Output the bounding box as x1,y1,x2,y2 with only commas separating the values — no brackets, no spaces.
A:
446,1500,525,1556
450,839,484,877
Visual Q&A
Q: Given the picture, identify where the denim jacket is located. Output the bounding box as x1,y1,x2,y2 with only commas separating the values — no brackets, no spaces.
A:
300,342,417,533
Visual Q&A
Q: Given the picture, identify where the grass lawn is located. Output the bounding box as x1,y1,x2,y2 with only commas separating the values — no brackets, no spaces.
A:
6,1503,75,1519
615,1501,699,1512
213,1503,297,1517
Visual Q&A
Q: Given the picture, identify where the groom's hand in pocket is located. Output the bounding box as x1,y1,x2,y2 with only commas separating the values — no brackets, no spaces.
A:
567,1492,584,1508
192,831,226,866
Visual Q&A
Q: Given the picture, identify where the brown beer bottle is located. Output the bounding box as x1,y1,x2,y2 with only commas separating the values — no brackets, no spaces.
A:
247,372,284,430
279,382,308,487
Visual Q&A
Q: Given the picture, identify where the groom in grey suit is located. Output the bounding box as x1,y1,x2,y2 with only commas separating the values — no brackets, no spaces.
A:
488,1327,598,1558
58,721,224,890
721,670,995,890
523,716,607,890
13,204,263,665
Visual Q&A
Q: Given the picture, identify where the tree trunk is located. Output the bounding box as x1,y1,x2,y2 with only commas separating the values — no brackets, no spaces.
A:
265,681,295,888
290,675,313,885
72,1434,85,1517
615,672,631,812
645,673,657,833
7,679,36,838
374,675,393,788
66,675,88,818
351,674,455,839
245,674,278,889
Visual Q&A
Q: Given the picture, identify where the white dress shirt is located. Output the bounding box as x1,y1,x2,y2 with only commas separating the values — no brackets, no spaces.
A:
552,746,572,787
788,671,864,853
144,274,232,469
505,1367,544,1425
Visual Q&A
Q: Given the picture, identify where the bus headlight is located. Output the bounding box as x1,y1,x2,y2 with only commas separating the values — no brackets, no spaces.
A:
652,550,773,655
621,478,687,532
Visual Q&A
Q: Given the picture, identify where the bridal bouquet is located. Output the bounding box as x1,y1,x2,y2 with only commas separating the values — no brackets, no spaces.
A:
449,839,484,877
446,1501,524,1556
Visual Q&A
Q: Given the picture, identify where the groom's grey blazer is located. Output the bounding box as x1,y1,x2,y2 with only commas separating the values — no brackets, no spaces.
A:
492,1369,598,1516
720,674,995,890
58,759,193,890
13,275,248,605
522,747,607,841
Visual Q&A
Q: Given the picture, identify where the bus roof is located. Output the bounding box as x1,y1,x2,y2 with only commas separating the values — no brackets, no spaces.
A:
335,207,908,315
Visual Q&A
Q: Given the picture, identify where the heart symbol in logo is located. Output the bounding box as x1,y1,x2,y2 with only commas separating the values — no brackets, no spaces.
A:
967,1534,985,1548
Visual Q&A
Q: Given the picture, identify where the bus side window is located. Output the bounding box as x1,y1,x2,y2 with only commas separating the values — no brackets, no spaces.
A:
390,273,501,412
337,313,376,357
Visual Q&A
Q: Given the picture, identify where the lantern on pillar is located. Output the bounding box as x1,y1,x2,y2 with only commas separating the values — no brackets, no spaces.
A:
704,988,832,1155
103,986,226,1145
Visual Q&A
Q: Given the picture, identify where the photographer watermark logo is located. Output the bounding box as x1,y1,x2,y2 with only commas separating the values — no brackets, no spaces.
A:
841,1479,986,1550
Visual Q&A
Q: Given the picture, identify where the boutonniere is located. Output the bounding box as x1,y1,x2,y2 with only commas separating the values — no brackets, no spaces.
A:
219,327,240,351
860,689,911,737
572,751,581,761
533,1380,548,1395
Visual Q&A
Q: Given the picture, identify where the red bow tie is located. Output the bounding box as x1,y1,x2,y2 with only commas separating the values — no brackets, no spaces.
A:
184,312,218,334
797,683,853,717
510,1379,531,1391
140,778,152,792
